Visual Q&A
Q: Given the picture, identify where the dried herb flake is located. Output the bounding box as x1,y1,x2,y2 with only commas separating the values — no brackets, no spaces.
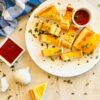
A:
18,28,22,31
98,4,100,7
29,29,32,33
7,95,12,100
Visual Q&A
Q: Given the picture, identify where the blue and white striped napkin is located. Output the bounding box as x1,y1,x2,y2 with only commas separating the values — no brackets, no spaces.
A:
0,0,45,36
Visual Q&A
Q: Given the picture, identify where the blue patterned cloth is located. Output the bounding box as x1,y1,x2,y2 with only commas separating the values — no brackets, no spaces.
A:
0,0,45,36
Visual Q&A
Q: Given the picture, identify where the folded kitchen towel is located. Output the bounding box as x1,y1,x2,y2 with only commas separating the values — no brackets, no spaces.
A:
0,0,45,36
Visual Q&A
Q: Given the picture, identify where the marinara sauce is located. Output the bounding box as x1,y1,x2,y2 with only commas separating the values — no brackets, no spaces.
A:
0,38,23,64
74,9,90,25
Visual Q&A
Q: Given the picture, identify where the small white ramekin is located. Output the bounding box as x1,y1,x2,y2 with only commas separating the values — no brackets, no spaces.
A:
72,8,92,27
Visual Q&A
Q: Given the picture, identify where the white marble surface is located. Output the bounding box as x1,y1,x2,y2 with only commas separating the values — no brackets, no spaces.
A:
0,0,100,100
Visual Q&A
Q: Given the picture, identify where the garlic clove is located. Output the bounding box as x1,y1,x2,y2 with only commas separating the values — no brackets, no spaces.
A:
14,67,31,85
0,77,9,92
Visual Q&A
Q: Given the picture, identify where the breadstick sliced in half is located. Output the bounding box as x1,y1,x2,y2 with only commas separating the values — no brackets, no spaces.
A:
42,48,63,57
40,34,62,47
61,50,82,61
37,5,61,22
64,24,79,48
40,34,70,48
60,4,74,30
80,33,100,54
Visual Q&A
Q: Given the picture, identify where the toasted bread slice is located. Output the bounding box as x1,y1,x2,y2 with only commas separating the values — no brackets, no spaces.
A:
61,50,82,61
41,22,50,32
49,24,61,36
37,21,61,36
64,24,79,48
60,4,74,30
73,27,94,50
40,34,62,47
80,33,100,54
42,48,62,57
37,21,43,30
37,5,61,22
40,34,70,48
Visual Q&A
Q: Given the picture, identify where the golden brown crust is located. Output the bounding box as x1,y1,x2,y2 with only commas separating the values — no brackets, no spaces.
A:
42,48,62,57
37,5,61,22
61,50,82,61
29,90,36,100
60,4,74,30
73,27,94,50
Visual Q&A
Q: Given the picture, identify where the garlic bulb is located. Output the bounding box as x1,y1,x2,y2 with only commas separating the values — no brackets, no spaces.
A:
14,67,31,85
0,77,9,92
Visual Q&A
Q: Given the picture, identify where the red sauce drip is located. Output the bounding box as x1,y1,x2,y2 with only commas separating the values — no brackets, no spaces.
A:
0,39,23,64
74,9,90,25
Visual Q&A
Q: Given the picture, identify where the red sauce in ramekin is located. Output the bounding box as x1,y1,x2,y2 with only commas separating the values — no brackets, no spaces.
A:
0,38,23,64
74,9,90,25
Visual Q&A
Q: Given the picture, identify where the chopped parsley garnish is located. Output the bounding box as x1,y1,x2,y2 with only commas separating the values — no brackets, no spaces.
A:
82,44,89,48
11,65,15,69
50,57,55,61
63,80,72,84
17,18,20,21
85,83,89,86
16,94,18,96
58,2,61,5
74,15,80,20
64,59,71,62
7,95,12,100
2,73,6,77
41,43,44,46
95,55,98,59
98,4,100,7
34,15,39,18
46,19,49,22
56,91,59,93
33,34,37,38
48,75,51,79
34,28,38,32
71,34,74,37
9,89,11,91
71,92,75,95
92,72,95,75
86,60,89,63
77,63,80,66
35,23,39,27
51,82,54,85
12,69,15,71
18,28,22,31
52,46,55,48
46,43,49,48
29,29,32,33
56,77,59,81
28,15,30,18
15,61,18,63
67,59,71,62
0,11,2,17
84,92,88,95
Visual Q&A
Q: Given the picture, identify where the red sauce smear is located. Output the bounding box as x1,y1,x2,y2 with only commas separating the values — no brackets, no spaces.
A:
0,38,23,64
74,9,90,25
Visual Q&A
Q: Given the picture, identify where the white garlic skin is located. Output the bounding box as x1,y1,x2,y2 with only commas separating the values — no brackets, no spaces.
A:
14,67,31,85
0,77,9,92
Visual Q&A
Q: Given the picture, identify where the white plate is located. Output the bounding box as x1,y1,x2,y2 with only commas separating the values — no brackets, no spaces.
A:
25,0,100,77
